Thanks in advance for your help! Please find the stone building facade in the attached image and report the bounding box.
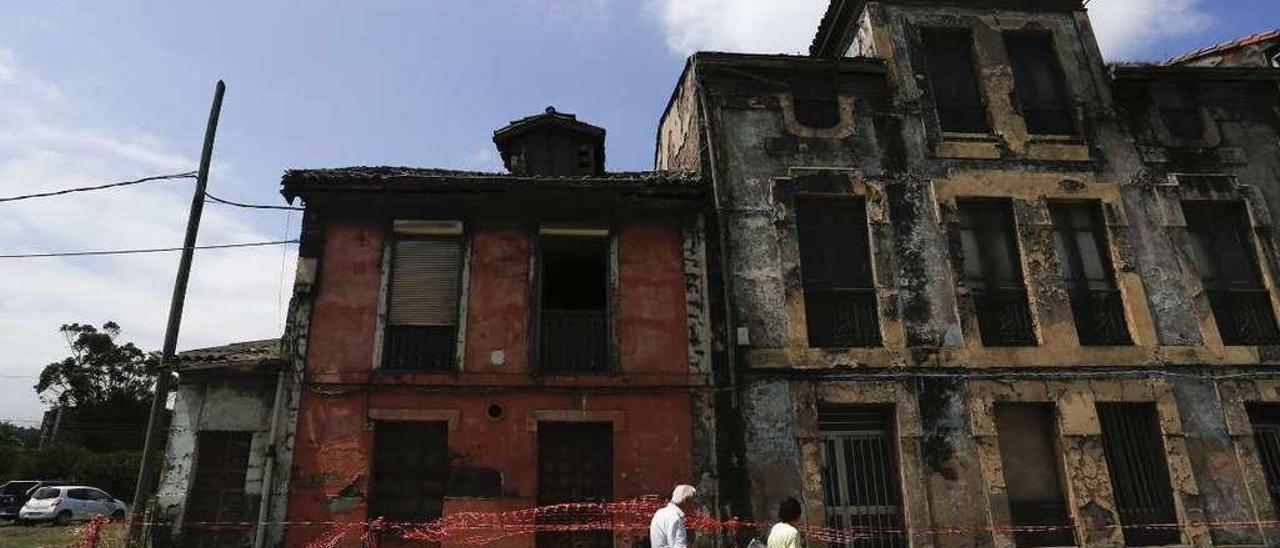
[658,1,1280,547]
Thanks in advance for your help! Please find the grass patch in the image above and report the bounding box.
[0,521,126,548]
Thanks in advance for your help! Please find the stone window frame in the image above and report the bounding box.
[1154,179,1280,350]
[777,93,858,139]
[934,173,1159,364]
[969,378,1208,548]
[888,9,1094,161]
[1215,379,1280,545]
[773,170,909,365]
[792,380,929,548]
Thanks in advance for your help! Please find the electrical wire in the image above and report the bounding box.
[0,240,299,259]
[0,171,197,203]
[205,191,304,211]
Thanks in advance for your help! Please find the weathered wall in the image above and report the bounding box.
[463,228,531,373]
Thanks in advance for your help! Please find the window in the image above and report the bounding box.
[539,227,610,373]
[995,404,1074,547]
[793,78,842,129]
[1152,83,1204,141]
[370,421,449,521]
[796,197,881,348]
[1248,405,1280,512]
[537,422,613,548]
[186,431,253,525]
[1049,202,1131,345]
[818,405,906,548]
[957,202,1036,346]
[1005,32,1075,135]
[920,28,990,133]
[1096,403,1180,546]
[383,220,464,371]
[1183,202,1280,345]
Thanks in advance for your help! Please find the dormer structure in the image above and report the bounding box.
[493,107,606,176]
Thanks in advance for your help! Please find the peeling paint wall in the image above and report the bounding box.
[657,0,1280,544]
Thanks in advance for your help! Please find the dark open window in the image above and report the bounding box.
[995,404,1075,547]
[818,405,906,548]
[1097,403,1180,546]
[793,78,842,129]
[920,28,990,133]
[1005,32,1075,135]
[1152,83,1205,141]
[539,229,609,373]
[1248,404,1280,512]
[537,422,613,548]
[796,197,881,348]
[1049,202,1131,345]
[957,201,1036,346]
[370,421,449,522]
[383,221,463,371]
[1183,202,1280,345]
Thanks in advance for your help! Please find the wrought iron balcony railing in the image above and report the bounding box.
[805,288,882,348]
[972,287,1037,347]
[383,325,457,372]
[540,309,608,373]
[1208,289,1280,346]
[1070,289,1132,346]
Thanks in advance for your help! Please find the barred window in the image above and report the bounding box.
[1049,202,1130,345]
[957,201,1036,346]
[1183,202,1280,345]
[796,197,880,348]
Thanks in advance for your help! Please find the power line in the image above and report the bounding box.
[0,171,197,203]
[205,191,304,211]
[0,239,299,259]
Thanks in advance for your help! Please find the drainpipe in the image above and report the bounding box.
[253,366,287,548]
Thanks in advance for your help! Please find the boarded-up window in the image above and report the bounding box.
[1183,202,1280,345]
[957,201,1036,346]
[369,421,449,522]
[1097,403,1180,546]
[537,422,613,548]
[796,197,880,348]
[995,404,1074,547]
[1049,202,1130,345]
[539,228,609,373]
[383,221,463,371]
[1005,32,1075,135]
[186,431,253,525]
[920,28,989,133]
[818,405,906,548]
[1248,404,1280,512]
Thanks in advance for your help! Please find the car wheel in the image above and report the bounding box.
[53,510,71,526]
[111,509,125,521]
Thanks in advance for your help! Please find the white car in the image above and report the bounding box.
[18,486,126,525]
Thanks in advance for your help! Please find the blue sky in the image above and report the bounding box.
[0,0,1271,425]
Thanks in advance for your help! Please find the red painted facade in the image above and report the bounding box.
[283,219,697,548]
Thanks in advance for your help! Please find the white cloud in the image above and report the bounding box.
[0,48,294,425]
[1087,0,1212,60]
[647,0,1212,60]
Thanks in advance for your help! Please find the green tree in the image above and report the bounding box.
[0,421,40,448]
[35,322,159,407]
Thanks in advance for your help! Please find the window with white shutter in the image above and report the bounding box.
[382,221,463,371]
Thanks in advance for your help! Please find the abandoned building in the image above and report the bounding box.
[152,0,1280,547]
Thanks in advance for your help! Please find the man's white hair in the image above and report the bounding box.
[671,484,697,505]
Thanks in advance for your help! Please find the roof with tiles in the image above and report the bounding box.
[174,339,283,371]
[280,166,704,199]
[1166,28,1280,66]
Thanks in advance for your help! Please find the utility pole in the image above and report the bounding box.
[129,80,225,545]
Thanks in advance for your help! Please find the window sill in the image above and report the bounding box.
[1026,139,1091,162]
[935,137,1002,160]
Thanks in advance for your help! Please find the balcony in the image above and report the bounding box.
[1208,289,1280,346]
[972,288,1037,347]
[805,289,881,348]
[540,309,608,373]
[1070,289,1132,346]
[383,325,456,372]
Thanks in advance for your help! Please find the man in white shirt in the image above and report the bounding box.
[649,484,697,548]
[767,497,803,548]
